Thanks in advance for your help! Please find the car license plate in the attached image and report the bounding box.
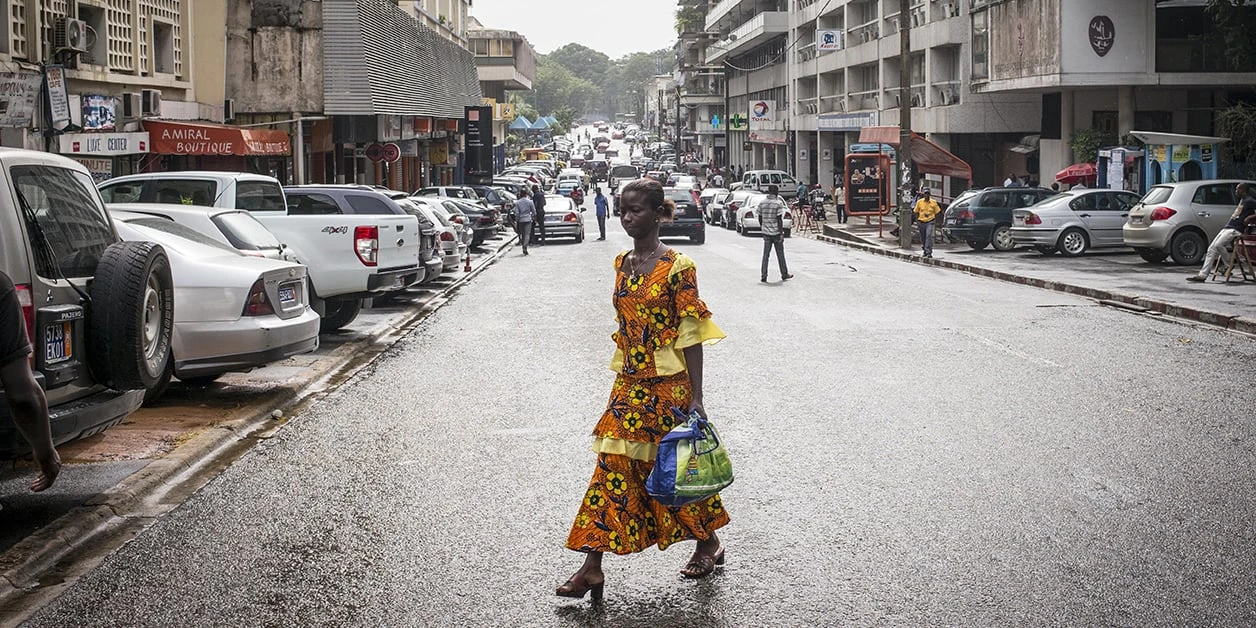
[45,322,72,364]
[278,285,297,305]
[945,219,956,226]
[1130,216,1143,225]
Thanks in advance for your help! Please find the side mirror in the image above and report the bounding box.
[580,207,587,212]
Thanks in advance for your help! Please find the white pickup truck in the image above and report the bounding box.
[97,172,421,331]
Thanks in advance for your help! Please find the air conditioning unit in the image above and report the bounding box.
[941,87,957,105]
[837,97,847,112]
[121,92,141,118]
[945,3,960,17]
[893,93,902,107]
[223,98,235,121]
[141,89,162,116]
[911,93,925,107]
[54,17,89,53]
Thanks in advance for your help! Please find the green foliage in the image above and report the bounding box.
[1070,128,1115,162]
[546,44,611,88]
[1207,0,1256,70]
[1217,102,1256,162]
[674,6,705,34]
[553,106,578,131]
[535,46,671,121]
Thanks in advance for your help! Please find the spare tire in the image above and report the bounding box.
[88,241,174,391]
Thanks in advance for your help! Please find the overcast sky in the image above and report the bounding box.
[469,0,678,59]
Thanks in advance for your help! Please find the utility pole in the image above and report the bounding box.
[898,0,914,248]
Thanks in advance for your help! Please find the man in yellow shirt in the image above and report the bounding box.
[913,188,943,258]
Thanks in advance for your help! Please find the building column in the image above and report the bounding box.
[1117,86,1135,139]
[1061,90,1075,164]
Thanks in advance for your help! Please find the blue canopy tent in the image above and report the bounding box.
[508,116,533,131]
[530,117,552,130]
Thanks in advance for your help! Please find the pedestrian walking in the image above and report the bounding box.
[711,172,724,188]
[1188,182,1256,282]
[593,187,608,240]
[913,187,943,258]
[758,185,793,282]
[513,193,535,255]
[557,178,729,599]
[532,185,547,245]
[0,271,60,492]
[834,183,847,223]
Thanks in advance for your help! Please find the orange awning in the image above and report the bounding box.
[144,120,291,156]
[858,126,972,182]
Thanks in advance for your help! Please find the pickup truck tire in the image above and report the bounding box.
[320,298,362,333]
[143,360,174,406]
[88,241,174,391]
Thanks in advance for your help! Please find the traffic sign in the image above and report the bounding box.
[382,142,400,163]
[365,143,385,162]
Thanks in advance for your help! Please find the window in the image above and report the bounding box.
[12,165,114,279]
[472,39,490,56]
[345,194,395,215]
[211,213,283,251]
[152,20,175,75]
[129,217,240,254]
[971,10,989,81]
[1192,184,1236,206]
[288,193,341,215]
[1114,193,1138,211]
[98,182,143,203]
[982,192,1009,208]
[236,181,286,211]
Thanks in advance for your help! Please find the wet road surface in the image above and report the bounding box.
[21,162,1256,625]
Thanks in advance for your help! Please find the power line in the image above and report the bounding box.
[719,0,839,73]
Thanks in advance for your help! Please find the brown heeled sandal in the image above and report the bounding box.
[556,575,605,600]
[680,546,725,579]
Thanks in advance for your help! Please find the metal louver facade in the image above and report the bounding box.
[323,0,482,118]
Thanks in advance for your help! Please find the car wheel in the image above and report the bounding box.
[178,373,222,387]
[966,239,990,250]
[1034,245,1057,255]
[320,298,362,333]
[1169,230,1206,265]
[142,359,175,406]
[471,232,486,248]
[1135,247,1169,264]
[991,225,1016,251]
[1056,228,1088,256]
[88,241,174,391]
[691,233,706,245]
[576,227,584,243]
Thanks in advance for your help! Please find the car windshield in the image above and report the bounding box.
[1139,186,1174,205]
[665,190,695,203]
[212,212,282,251]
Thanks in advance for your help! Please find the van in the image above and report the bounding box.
[740,170,802,199]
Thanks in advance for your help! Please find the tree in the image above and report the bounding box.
[1070,128,1114,163]
[533,57,597,118]
[1207,0,1256,70]
[674,5,705,34]
[545,44,611,89]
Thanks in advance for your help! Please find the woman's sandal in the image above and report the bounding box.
[556,574,605,600]
[680,546,725,579]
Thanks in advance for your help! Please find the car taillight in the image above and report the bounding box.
[242,278,274,317]
[452,215,465,224]
[728,202,740,210]
[783,211,792,220]
[440,231,455,241]
[14,284,34,345]
[957,209,975,220]
[1023,212,1042,225]
[744,210,753,219]
[563,212,579,222]
[1150,206,1176,221]
[354,225,378,267]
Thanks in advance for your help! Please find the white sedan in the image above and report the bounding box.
[402,197,468,271]
[737,193,795,237]
[106,202,286,259]
[111,211,320,403]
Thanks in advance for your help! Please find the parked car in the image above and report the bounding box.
[1010,189,1142,256]
[110,211,319,402]
[660,187,706,244]
[467,185,514,214]
[941,186,1058,251]
[720,190,758,229]
[284,186,443,289]
[416,186,488,208]
[102,203,287,260]
[402,198,468,271]
[437,197,502,247]
[0,150,163,456]
[540,195,586,242]
[701,189,730,224]
[739,170,802,199]
[737,193,795,237]
[1122,179,1256,265]
[98,173,422,332]
[668,174,700,190]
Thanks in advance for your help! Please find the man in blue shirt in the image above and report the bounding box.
[593,187,608,240]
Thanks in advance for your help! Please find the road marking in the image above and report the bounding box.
[956,329,1064,368]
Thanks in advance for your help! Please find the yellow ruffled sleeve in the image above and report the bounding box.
[651,253,724,375]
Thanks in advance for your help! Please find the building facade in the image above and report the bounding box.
[467,17,537,172]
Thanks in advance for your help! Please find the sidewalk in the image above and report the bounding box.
[792,210,1256,336]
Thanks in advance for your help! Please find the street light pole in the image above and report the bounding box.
[898,0,914,248]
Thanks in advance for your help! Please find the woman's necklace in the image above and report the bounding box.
[628,242,663,280]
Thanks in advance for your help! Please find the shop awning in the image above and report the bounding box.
[144,120,291,156]
[858,126,973,182]
[508,116,532,130]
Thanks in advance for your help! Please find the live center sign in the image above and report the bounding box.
[58,132,150,156]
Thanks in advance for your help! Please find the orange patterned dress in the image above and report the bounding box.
[565,249,729,555]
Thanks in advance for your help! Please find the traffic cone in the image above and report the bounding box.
[464,249,472,272]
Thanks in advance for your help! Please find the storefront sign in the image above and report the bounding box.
[44,66,72,129]
[0,71,43,128]
[81,95,117,131]
[1088,16,1114,57]
[1106,148,1125,190]
[818,111,878,132]
[845,153,890,215]
[464,105,493,178]
[816,29,844,51]
[398,140,419,158]
[1171,144,1191,162]
[430,142,449,165]
[749,100,774,129]
[414,118,433,133]
[749,130,787,145]
[378,115,403,142]
[1201,144,1214,163]
[59,131,150,156]
[71,157,114,183]
[145,120,290,156]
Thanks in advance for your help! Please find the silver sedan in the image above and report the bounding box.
[1011,189,1141,256]
[540,194,586,242]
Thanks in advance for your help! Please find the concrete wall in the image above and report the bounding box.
[191,0,228,109]
[1060,0,1152,76]
[226,0,324,114]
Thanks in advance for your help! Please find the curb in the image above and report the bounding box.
[0,233,518,624]
[813,232,1255,336]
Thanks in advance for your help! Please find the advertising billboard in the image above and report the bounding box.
[845,153,891,215]
[464,105,494,181]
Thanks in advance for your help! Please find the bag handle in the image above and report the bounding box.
[671,407,721,456]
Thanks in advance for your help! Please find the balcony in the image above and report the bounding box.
[933,80,962,106]
[847,18,880,47]
[705,0,750,32]
[706,11,790,64]
[883,85,928,109]
[679,84,725,107]
[848,89,880,111]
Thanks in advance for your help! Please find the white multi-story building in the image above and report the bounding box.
[682,0,1253,194]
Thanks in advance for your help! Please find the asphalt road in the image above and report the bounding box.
[21,169,1256,625]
